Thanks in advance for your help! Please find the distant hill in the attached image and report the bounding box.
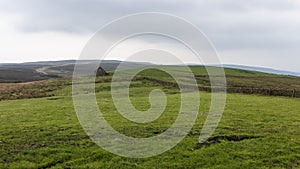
[0,60,153,83]
[222,64,300,77]
[1,60,299,83]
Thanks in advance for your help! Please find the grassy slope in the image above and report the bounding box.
[0,77,300,168]
[137,66,300,89]
[1,66,300,101]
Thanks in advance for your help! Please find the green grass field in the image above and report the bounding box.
[1,67,300,168]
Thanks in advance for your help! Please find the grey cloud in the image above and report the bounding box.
[1,0,300,71]
[2,0,193,33]
[1,0,300,48]
[3,0,298,33]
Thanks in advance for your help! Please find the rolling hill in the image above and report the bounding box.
[0,65,300,168]
[1,60,300,83]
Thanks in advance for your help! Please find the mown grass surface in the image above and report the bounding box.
[1,75,300,168]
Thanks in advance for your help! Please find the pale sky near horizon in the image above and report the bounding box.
[0,0,299,72]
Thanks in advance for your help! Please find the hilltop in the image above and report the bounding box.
[0,63,300,100]
[1,60,299,83]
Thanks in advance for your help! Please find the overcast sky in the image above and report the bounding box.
[0,0,299,72]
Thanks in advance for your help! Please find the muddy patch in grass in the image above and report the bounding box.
[195,135,261,149]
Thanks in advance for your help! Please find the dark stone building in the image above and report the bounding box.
[95,66,108,76]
